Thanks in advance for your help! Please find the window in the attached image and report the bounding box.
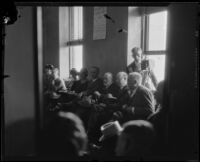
[59,7,83,79]
[143,10,168,83]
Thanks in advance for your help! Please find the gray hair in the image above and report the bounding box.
[104,72,113,80]
[131,47,142,54]
[117,71,128,80]
[128,72,142,85]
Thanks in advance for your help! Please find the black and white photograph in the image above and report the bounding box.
[1,1,199,161]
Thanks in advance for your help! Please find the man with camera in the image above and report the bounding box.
[127,47,158,92]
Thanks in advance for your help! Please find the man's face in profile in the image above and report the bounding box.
[103,74,112,87]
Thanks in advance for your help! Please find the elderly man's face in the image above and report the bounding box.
[132,50,142,63]
[103,74,112,87]
[116,74,127,88]
[128,76,139,91]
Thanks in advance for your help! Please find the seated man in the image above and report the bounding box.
[114,72,155,123]
[44,68,66,111]
[87,72,129,144]
[43,64,54,94]
[115,120,156,159]
[64,68,79,91]
[93,72,120,104]
[66,66,104,128]
[59,68,89,104]
[51,68,66,93]
[71,67,89,94]
[84,66,104,97]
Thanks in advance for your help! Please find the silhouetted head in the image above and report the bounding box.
[79,68,88,80]
[115,120,155,157]
[70,68,78,79]
[42,112,88,158]
[90,66,100,80]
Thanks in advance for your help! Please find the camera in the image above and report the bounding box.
[141,59,150,70]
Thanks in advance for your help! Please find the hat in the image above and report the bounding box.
[99,121,122,142]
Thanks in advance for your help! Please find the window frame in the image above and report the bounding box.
[141,10,168,83]
[142,10,167,55]
[67,6,83,71]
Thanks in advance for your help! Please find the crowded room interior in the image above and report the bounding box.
[2,2,199,161]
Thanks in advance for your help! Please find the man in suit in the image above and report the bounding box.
[84,66,104,97]
[74,66,104,129]
[115,72,155,123]
[87,72,129,144]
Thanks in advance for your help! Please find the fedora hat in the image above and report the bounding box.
[99,121,122,142]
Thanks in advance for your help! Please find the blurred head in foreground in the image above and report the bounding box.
[115,120,155,157]
[42,112,88,158]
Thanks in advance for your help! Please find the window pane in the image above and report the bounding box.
[148,11,167,51]
[146,55,166,83]
[72,7,83,40]
[60,47,70,79]
[70,45,83,72]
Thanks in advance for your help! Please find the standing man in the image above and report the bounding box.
[127,47,158,91]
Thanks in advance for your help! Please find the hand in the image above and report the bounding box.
[124,106,135,114]
[122,104,128,110]
[94,91,101,97]
[107,93,115,99]
[77,92,83,98]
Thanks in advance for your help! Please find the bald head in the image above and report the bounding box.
[128,72,142,90]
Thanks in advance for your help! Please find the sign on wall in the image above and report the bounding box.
[93,7,107,40]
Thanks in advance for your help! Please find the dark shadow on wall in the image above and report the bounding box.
[5,119,36,158]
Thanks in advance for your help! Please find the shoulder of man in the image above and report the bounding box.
[137,85,153,95]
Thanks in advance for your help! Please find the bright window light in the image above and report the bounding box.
[147,55,166,83]
[72,7,83,40]
[148,11,167,51]
[70,45,83,72]
[59,47,69,79]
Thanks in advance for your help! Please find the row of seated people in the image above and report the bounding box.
[44,65,162,141]
[41,67,167,159]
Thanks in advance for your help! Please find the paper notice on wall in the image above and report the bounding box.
[93,7,107,40]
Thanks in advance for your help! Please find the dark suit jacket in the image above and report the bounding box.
[71,80,89,93]
[106,85,129,112]
[86,78,104,96]
[127,61,141,74]
[125,85,155,120]
[98,83,120,102]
